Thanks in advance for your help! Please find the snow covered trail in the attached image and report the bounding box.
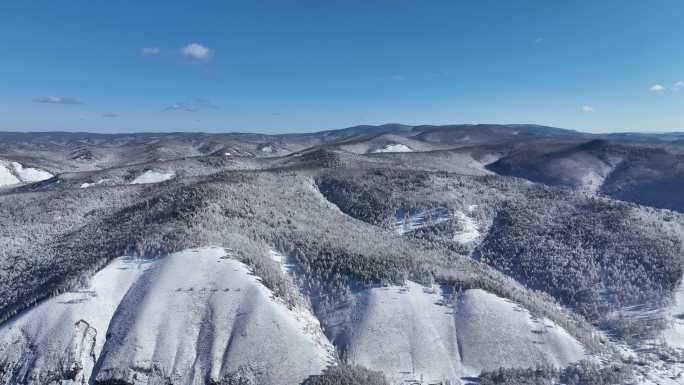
[0,247,333,385]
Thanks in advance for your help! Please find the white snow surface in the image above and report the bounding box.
[0,247,333,385]
[10,162,53,183]
[372,143,413,153]
[453,211,481,243]
[0,165,20,186]
[662,281,684,350]
[80,179,107,188]
[129,170,175,184]
[393,208,481,244]
[344,284,585,384]
[0,161,53,187]
[455,289,586,372]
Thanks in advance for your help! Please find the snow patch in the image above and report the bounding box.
[0,165,21,186]
[662,281,684,350]
[130,170,175,184]
[80,179,107,188]
[0,161,53,187]
[453,211,480,244]
[372,143,413,153]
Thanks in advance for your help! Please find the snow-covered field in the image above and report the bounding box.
[0,161,53,187]
[344,284,585,384]
[129,170,175,184]
[0,247,333,385]
[372,143,413,153]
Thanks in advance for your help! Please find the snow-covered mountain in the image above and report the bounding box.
[1,125,684,384]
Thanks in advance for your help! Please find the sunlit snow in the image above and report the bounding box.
[372,143,413,153]
[0,247,333,385]
[130,170,175,184]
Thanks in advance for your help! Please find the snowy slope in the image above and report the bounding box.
[0,161,53,187]
[0,247,333,385]
[346,282,462,384]
[0,165,20,186]
[340,284,585,384]
[455,289,586,372]
[0,257,152,385]
[372,144,413,153]
[129,170,175,184]
[662,281,684,350]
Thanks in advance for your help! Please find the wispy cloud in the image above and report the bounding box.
[33,96,83,105]
[534,37,544,44]
[142,47,160,55]
[674,81,684,91]
[164,98,217,112]
[102,113,118,118]
[181,43,212,61]
[581,105,594,112]
[650,84,666,92]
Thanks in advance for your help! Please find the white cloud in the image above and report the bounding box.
[142,47,160,55]
[650,84,666,92]
[181,43,212,61]
[102,113,118,118]
[581,105,594,112]
[534,37,544,44]
[674,81,684,91]
[164,98,217,112]
[33,96,83,104]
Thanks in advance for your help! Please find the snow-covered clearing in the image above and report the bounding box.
[393,208,481,244]
[0,247,333,385]
[393,208,452,234]
[372,143,413,153]
[129,170,175,184]
[0,161,53,187]
[453,210,481,243]
[269,249,299,276]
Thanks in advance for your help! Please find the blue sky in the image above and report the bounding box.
[1,1,683,134]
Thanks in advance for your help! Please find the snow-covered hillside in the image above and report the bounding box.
[0,247,333,385]
[342,284,585,384]
[0,161,53,187]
